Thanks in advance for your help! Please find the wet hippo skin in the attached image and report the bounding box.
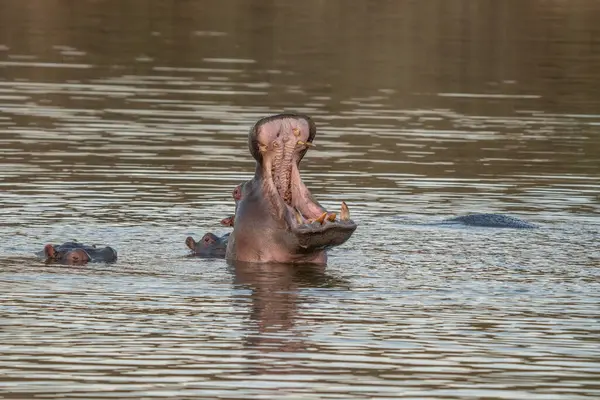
[439,213,538,229]
[225,114,357,264]
[219,184,243,227]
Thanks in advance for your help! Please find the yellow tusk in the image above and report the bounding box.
[315,212,327,224]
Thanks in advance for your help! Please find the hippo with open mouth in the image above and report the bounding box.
[40,241,118,264]
[225,113,357,264]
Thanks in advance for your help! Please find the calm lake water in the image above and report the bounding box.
[1,1,599,398]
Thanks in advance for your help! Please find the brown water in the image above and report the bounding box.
[1,1,600,399]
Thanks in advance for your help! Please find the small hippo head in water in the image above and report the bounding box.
[186,233,229,258]
[41,241,118,265]
[226,113,357,264]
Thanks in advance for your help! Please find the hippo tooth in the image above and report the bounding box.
[315,212,328,225]
[326,213,336,222]
[341,201,350,221]
[297,140,315,147]
[294,208,304,224]
[293,128,300,137]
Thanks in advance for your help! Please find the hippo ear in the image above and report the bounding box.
[185,236,197,251]
[232,185,242,201]
[44,244,56,259]
[220,215,235,227]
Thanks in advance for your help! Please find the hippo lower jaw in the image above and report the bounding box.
[262,158,357,252]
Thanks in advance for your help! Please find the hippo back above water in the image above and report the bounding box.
[439,213,538,229]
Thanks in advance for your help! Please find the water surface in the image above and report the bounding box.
[1,1,599,398]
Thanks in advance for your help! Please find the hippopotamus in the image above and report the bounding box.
[437,213,538,229]
[226,113,357,264]
[185,233,229,257]
[39,241,118,264]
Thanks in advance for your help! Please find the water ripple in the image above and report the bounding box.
[1,0,600,398]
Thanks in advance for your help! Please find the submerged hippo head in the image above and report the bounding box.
[186,233,229,258]
[226,113,357,264]
[42,241,117,265]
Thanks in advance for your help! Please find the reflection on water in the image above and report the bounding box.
[1,0,599,398]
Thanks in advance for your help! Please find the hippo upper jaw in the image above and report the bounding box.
[227,114,357,264]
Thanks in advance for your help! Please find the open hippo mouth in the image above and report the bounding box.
[249,114,357,252]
